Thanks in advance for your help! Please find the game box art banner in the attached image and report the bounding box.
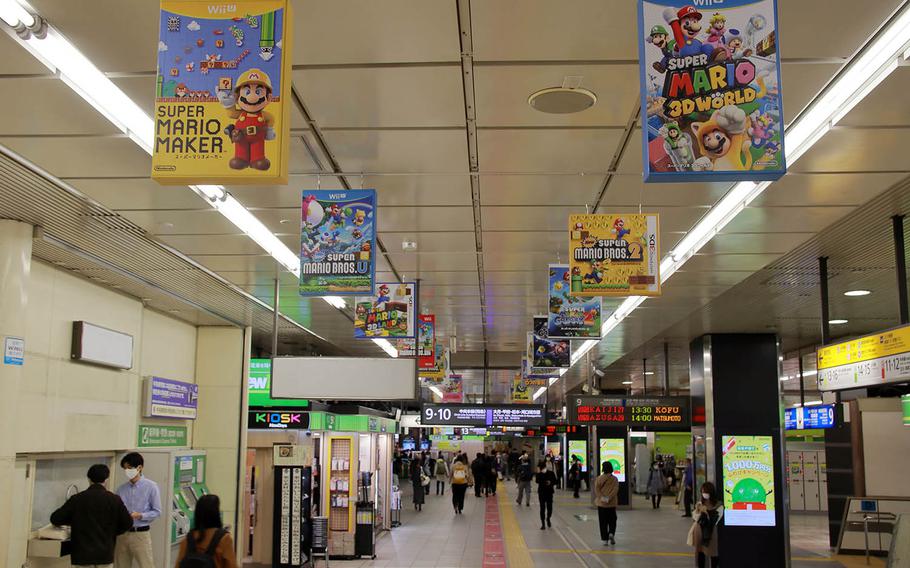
[417,314,436,370]
[638,0,785,182]
[569,214,660,297]
[722,435,776,526]
[299,189,376,296]
[548,264,603,339]
[153,1,292,185]
[354,282,416,339]
[529,316,571,369]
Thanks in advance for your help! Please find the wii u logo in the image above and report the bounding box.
[693,0,724,5]
[208,4,237,14]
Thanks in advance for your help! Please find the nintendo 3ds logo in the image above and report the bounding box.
[250,412,306,429]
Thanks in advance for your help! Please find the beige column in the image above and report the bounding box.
[0,220,33,563]
[193,325,250,538]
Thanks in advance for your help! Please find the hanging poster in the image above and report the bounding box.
[152,1,292,185]
[548,264,603,338]
[417,315,436,370]
[441,374,464,403]
[638,0,785,182]
[421,344,448,381]
[396,338,416,358]
[522,356,554,387]
[299,189,376,296]
[721,435,776,526]
[568,213,660,297]
[511,373,532,403]
[353,282,416,339]
[529,316,571,369]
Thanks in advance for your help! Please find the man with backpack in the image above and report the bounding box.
[434,453,449,495]
[516,453,533,507]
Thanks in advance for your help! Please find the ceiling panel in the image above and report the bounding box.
[698,232,816,255]
[377,206,474,232]
[723,206,856,234]
[0,79,119,135]
[479,129,622,173]
[379,231,476,253]
[751,172,906,207]
[294,67,465,128]
[412,271,479,286]
[838,67,910,127]
[778,0,904,59]
[384,251,477,272]
[603,176,730,208]
[482,230,567,254]
[0,136,151,178]
[779,63,841,125]
[480,174,599,206]
[67,178,205,211]
[324,130,469,172]
[0,32,50,75]
[791,128,910,173]
[481,205,705,233]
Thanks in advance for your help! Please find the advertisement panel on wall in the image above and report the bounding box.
[299,189,376,296]
[143,376,198,419]
[529,317,571,368]
[569,214,660,297]
[547,264,603,338]
[417,315,436,370]
[152,1,293,185]
[721,435,776,526]
[598,438,626,482]
[568,440,588,473]
[817,325,910,390]
[637,0,785,182]
[353,282,416,338]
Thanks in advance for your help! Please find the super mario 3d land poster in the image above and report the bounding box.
[152,1,292,185]
[299,189,376,296]
[638,0,785,182]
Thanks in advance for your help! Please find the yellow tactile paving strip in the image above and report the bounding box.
[497,482,535,568]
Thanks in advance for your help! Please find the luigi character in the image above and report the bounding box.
[646,24,674,73]
[217,68,276,171]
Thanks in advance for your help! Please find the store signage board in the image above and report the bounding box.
[248,358,308,408]
[248,411,310,430]
[299,189,376,296]
[721,435,776,526]
[152,1,292,185]
[3,336,24,366]
[568,214,660,297]
[353,282,416,339]
[637,0,785,182]
[817,325,910,390]
[138,424,188,448]
[568,395,690,428]
[421,404,547,427]
[784,405,836,431]
[144,376,198,419]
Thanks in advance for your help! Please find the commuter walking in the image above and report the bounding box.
[471,454,485,498]
[569,455,582,498]
[648,461,666,509]
[486,454,498,496]
[690,482,723,568]
[115,452,161,568]
[450,455,472,514]
[410,455,426,511]
[435,453,449,496]
[173,494,238,568]
[594,461,619,546]
[535,460,557,529]
[682,458,695,517]
[50,464,133,567]
[515,453,532,507]
[554,454,564,489]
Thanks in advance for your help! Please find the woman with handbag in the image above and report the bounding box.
[410,455,426,511]
[688,481,723,567]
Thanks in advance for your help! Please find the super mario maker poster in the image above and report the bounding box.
[638,0,785,182]
[152,1,292,185]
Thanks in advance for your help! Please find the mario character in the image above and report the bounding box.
[353,209,366,226]
[376,284,391,305]
[174,83,189,98]
[705,13,727,50]
[327,203,346,228]
[218,68,276,171]
[690,105,753,171]
[646,25,674,73]
[613,218,630,240]
[660,121,695,171]
[663,5,717,59]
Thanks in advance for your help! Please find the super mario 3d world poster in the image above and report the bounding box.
[638,0,785,182]
[152,1,292,185]
[299,189,376,296]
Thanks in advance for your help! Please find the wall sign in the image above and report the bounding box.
[420,403,546,427]
[784,404,836,430]
[248,411,310,430]
[144,376,198,419]
[547,264,602,339]
[152,1,293,185]
[568,214,660,297]
[721,435,776,526]
[3,336,24,366]
[138,424,188,448]
[568,395,690,428]
[354,282,416,339]
[638,0,785,182]
[817,325,910,391]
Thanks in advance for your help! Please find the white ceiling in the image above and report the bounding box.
[2,0,910,387]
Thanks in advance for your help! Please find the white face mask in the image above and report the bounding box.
[702,492,711,500]
[124,468,140,480]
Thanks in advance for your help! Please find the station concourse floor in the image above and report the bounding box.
[250,480,886,568]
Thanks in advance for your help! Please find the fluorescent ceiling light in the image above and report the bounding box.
[428,385,443,399]
[844,290,871,297]
[321,296,347,309]
[532,387,547,401]
[372,337,398,358]
[643,371,654,375]
[0,0,34,27]
[622,380,633,385]
[829,319,849,325]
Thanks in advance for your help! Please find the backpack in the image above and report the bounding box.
[436,458,446,475]
[179,529,225,568]
[453,468,467,482]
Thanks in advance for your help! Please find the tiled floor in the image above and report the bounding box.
[246,478,886,567]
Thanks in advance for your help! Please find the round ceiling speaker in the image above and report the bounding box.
[528,87,597,114]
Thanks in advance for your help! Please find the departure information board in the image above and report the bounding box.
[421,403,546,427]
[784,404,836,430]
[568,396,689,428]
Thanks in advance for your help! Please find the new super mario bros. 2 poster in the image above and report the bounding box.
[638,0,785,182]
[152,1,292,185]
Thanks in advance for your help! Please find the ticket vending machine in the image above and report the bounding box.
[139,449,209,568]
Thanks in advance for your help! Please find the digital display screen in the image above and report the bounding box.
[598,438,626,482]
[568,440,588,473]
[784,405,836,430]
[722,435,776,527]
[568,396,689,427]
[401,437,416,451]
[421,403,546,427]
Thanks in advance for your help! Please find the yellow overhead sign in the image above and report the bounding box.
[817,325,910,370]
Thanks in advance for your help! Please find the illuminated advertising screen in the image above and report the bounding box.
[598,438,626,482]
[903,394,910,427]
[721,435,776,527]
[568,395,689,427]
[568,440,588,473]
[420,403,546,427]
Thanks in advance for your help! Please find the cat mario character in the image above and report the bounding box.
[217,68,276,171]
[376,284,391,305]
[690,105,753,172]
[612,218,630,240]
[646,25,674,73]
[662,5,718,60]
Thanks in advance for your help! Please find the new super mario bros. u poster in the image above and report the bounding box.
[152,1,292,185]
[638,0,785,182]
[299,190,376,296]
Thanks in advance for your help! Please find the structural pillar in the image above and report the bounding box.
[689,334,789,567]
[0,220,33,564]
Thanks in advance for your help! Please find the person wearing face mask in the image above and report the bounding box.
[647,461,666,509]
[115,452,161,568]
[688,481,723,567]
